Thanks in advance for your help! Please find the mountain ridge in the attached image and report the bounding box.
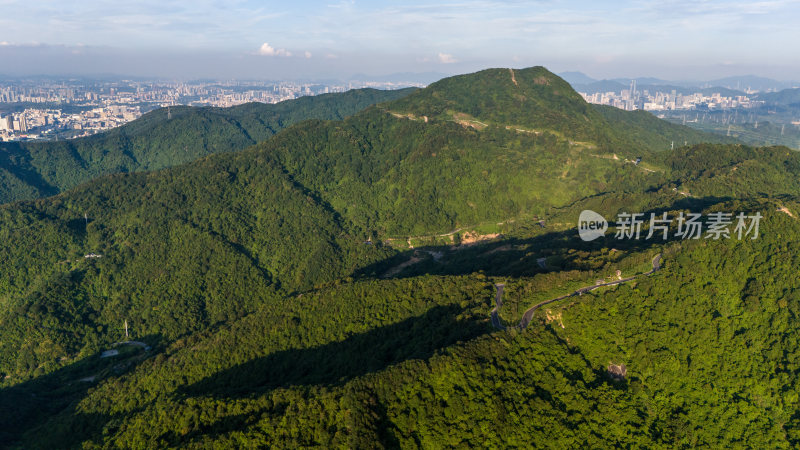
[0,87,417,204]
[3,65,797,448]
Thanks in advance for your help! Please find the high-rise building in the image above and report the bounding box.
[625,80,637,111]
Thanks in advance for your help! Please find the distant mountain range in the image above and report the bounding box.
[559,71,800,94]
[755,88,800,106]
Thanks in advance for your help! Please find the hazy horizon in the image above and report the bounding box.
[0,63,798,86]
[2,0,799,81]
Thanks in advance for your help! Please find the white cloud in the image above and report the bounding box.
[258,42,275,55]
[324,53,338,59]
[304,50,312,58]
[258,42,291,57]
[437,52,457,64]
[0,41,48,48]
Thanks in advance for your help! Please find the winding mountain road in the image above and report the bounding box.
[492,254,662,330]
[490,283,506,330]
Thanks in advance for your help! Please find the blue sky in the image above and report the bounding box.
[1,0,799,79]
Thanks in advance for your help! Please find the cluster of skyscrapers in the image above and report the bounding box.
[0,77,424,141]
[579,80,763,112]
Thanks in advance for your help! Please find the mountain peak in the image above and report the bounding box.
[383,66,608,143]
[558,71,597,85]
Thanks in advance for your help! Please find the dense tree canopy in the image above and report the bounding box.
[0,87,416,203]
[1,67,796,448]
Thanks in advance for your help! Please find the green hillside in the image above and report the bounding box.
[0,148,402,385]
[258,107,647,235]
[254,67,733,235]
[756,87,800,106]
[593,104,737,151]
[5,194,800,448]
[0,87,416,204]
[2,67,797,448]
[385,67,729,154]
[670,119,800,149]
[387,67,622,147]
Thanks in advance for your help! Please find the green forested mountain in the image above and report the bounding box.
[0,87,416,204]
[0,149,397,382]
[6,193,800,448]
[385,67,731,153]
[386,67,610,142]
[662,143,800,196]
[593,104,738,151]
[254,67,732,235]
[756,87,800,106]
[1,67,797,448]
[671,118,800,150]
[256,108,635,235]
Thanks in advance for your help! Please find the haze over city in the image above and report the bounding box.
[2,0,799,80]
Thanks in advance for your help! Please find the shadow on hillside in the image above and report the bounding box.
[353,195,734,280]
[181,303,487,400]
[0,143,60,198]
[0,334,163,448]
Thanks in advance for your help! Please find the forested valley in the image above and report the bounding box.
[2,67,799,448]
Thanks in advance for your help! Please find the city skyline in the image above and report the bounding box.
[1,0,800,80]
[2,71,788,143]
[0,77,425,141]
